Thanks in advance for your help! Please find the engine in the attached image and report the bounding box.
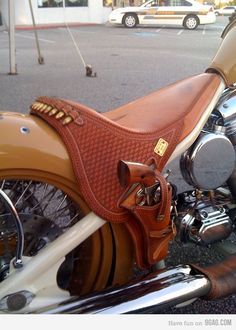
[178,88,236,246]
[177,190,234,245]
[180,88,236,191]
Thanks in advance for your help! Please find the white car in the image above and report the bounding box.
[109,0,216,30]
[214,6,236,16]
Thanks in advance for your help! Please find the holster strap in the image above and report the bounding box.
[119,169,175,267]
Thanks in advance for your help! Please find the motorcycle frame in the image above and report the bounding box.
[0,212,105,312]
[0,80,225,313]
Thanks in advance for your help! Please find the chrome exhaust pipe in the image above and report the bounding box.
[35,265,211,314]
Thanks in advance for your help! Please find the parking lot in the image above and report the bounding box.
[0,16,236,314]
[0,17,228,114]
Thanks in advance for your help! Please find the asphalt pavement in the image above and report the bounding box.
[0,16,236,315]
[0,17,227,114]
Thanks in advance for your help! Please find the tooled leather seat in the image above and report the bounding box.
[30,73,223,223]
[104,73,223,142]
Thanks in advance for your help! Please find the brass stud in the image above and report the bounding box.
[156,215,164,221]
[49,108,58,116]
[62,116,73,125]
[55,111,65,119]
[44,106,53,114]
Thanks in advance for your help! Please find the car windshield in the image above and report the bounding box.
[140,0,158,7]
[140,0,193,7]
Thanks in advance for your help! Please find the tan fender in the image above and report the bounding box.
[0,111,83,203]
[207,21,236,86]
[0,111,134,287]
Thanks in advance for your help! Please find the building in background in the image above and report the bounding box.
[0,0,112,27]
[0,0,233,28]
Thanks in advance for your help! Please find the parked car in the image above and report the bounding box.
[108,0,216,30]
[215,6,236,16]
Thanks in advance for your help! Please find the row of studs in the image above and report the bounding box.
[31,101,73,125]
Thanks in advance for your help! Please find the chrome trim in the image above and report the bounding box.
[215,88,236,144]
[179,204,232,245]
[34,265,211,314]
[0,189,24,269]
[20,127,30,135]
[180,132,235,190]
[0,290,35,312]
[216,88,236,122]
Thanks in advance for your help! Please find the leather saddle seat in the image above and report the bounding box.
[31,73,223,222]
[104,73,222,143]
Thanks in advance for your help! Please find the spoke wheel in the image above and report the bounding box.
[0,179,114,295]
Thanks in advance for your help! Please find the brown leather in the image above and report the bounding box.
[105,73,222,142]
[30,96,182,223]
[29,74,221,267]
[119,169,175,267]
[192,254,236,300]
[29,73,221,224]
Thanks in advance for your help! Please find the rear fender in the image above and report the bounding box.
[0,111,83,203]
[0,111,134,286]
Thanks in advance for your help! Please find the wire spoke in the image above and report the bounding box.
[0,180,6,190]
[15,180,33,207]
[30,186,58,213]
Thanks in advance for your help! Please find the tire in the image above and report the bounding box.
[123,13,138,28]
[215,11,219,16]
[183,15,199,30]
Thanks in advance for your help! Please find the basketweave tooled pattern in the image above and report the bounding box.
[30,96,183,223]
[74,121,174,212]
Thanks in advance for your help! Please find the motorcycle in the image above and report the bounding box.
[0,18,236,315]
